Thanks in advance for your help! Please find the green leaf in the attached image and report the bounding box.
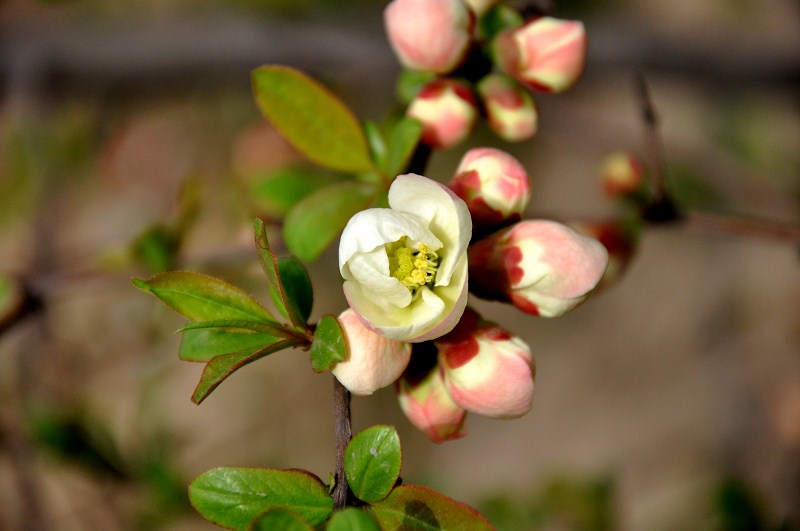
[283,181,375,262]
[369,485,495,530]
[345,425,402,503]
[326,508,381,531]
[189,467,333,530]
[309,315,347,373]
[364,121,387,173]
[479,4,523,41]
[178,319,295,338]
[249,508,314,531]
[133,272,274,323]
[278,257,313,324]
[253,219,307,329]
[396,70,437,104]
[252,66,373,173]
[178,328,280,362]
[248,166,342,219]
[386,117,423,177]
[192,339,302,404]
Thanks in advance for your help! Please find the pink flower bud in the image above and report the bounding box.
[384,0,473,73]
[396,348,467,443]
[407,78,478,149]
[332,309,412,396]
[448,147,530,231]
[494,17,586,93]
[477,73,538,142]
[437,308,534,418]
[468,220,608,316]
[568,219,637,291]
[599,151,644,198]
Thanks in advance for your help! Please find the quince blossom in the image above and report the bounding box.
[339,174,471,342]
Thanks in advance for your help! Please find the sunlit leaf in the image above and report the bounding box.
[192,339,302,404]
[326,508,381,531]
[248,166,343,220]
[309,315,347,373]
[252,66,373,173]
[248,507,314,531]
[369,485,495,530]
[278,257,313,324]
[283,181,375,262]
[189,467,333,530]
[133,272,274,323]
[345,425,402,503]
[386,117,423,177]
[254,218,292,322]
[364,121,387,175]
[178,328,280,362]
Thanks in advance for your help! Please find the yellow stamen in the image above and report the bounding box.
[389,240,439,291]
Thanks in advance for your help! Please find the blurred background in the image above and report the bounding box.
[0,0,798,529]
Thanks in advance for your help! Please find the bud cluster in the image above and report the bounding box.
[385,0,587,148]
[335,149,609,442]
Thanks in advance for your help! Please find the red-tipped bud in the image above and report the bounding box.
[468,220,608,316]
[449,147,530,231]
[599,151,644,198]
[494,17,586,93]
[407,78,478,149]
[397,349,467,443]
[477,73,538,142]
[332,309,412,396]
[384,0,473,74]
[568,219,638,291]
[437,308,534,418]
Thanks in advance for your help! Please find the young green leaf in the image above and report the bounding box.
[309,315,347,373]
[364,121,388,175]
[345,425,402,504]
[386,117,423,177]
[249,508,314,531]
[132,272,274,323]
[252,66,373,173]
[178,319,295,338]
[248,166,343,219]
[179,328,280,362]
[254,218,293,323]
[283,181,375,262]
[189,467,333,530]
[277,257,313,324]
[326,508,381,531]
[192,339,303,404]
[368,485,495,530]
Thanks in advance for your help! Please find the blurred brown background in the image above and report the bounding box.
[0,0,798,529]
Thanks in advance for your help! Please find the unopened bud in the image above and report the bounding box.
[396,345,467,443]
[407,78,478,149]
[384,0,473,73]
[477,73,538,142]
[332,309,412,396]
[568,219,638,291]
[437,308,534,418]
[600,151,644,198]
[494,17,586,93]
[449,147,530,232]
[469,220,608,316]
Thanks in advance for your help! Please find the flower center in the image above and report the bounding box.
[389,239,439,291]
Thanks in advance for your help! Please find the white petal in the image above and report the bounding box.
[388,174,471,286]
[344,247,411,308]
[339,207,442,274]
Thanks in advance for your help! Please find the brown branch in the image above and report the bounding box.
[332,376,352,510]
[684,211,800,244]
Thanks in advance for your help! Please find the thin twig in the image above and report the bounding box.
[684,211,800,243]
[332,376,352,510]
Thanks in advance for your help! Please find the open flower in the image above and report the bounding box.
[339,174,472,342]
[332,308,412,396]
